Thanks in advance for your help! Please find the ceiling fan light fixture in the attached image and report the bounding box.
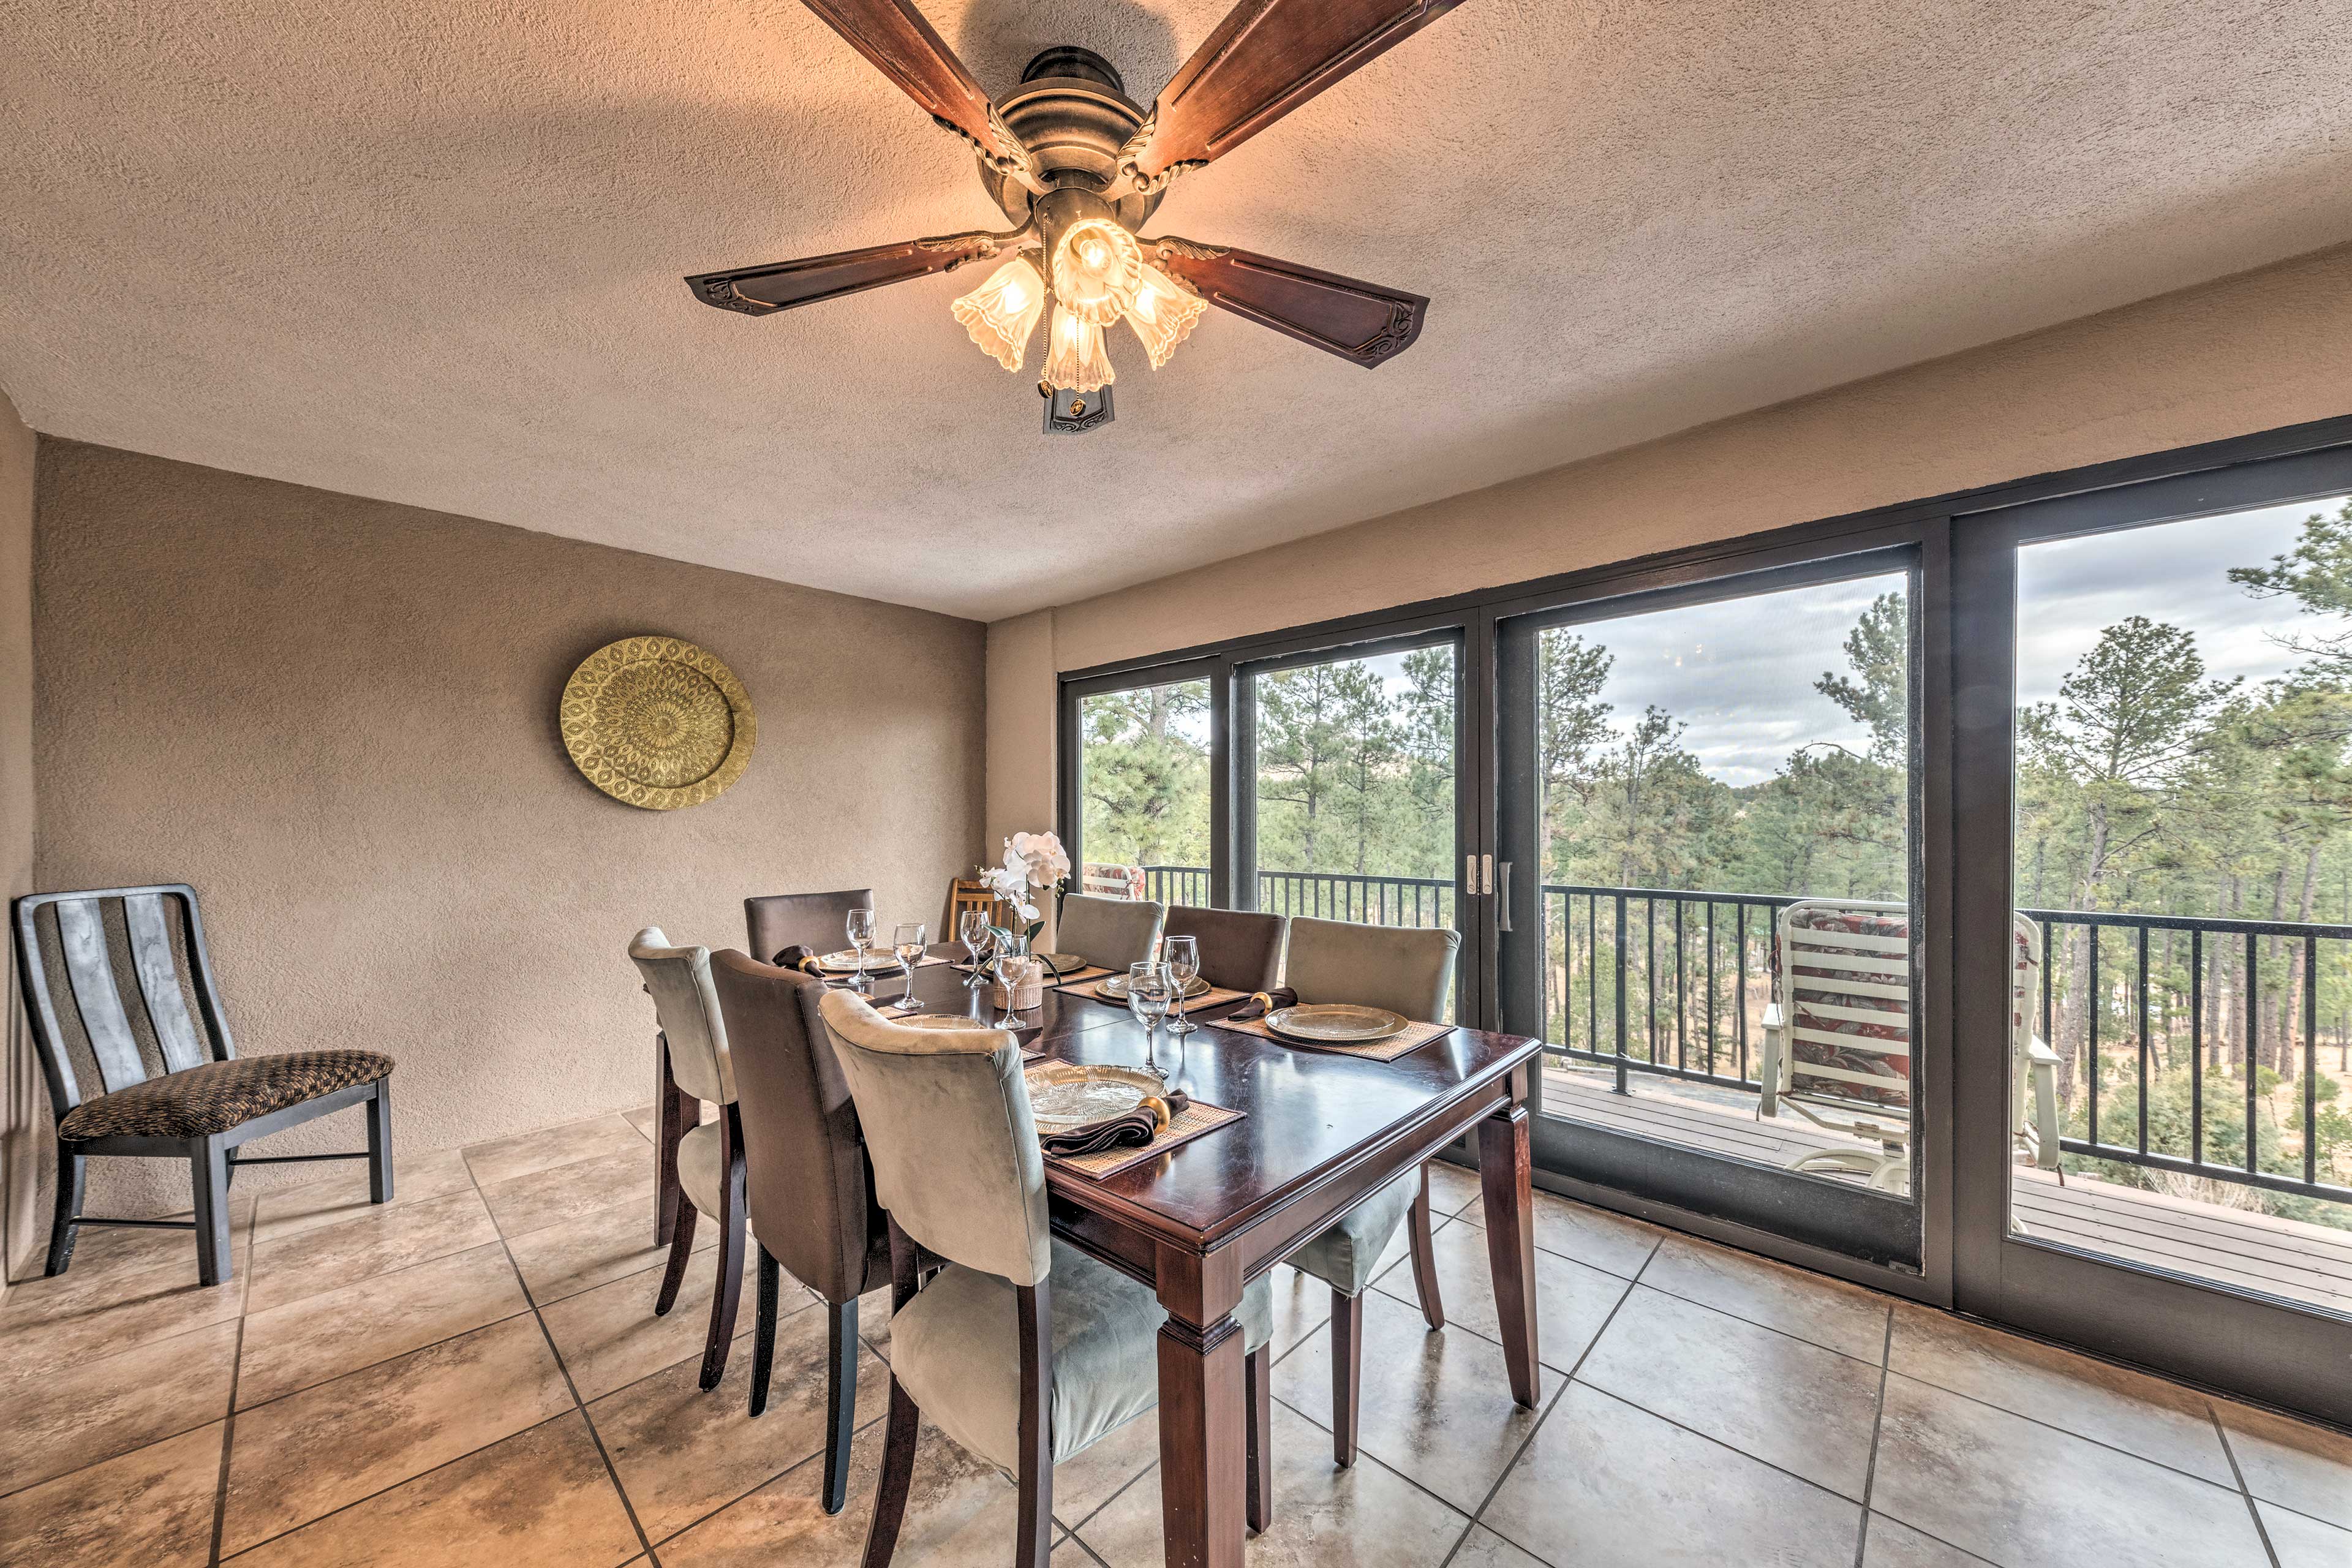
[1050,217,1144,327]
[1043,302,1115,393]
[950,255,1046,370]
[1124,262,1206,369]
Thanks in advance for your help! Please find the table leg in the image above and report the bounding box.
[1155,1245,1246,1568]
[1479,1090,1540,1408]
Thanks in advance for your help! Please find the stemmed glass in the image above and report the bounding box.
[1163,935,1200,1036]
[845,907,877,992]
[993,943,1029,1028]
[891,922,927,1012]
[1126,960,1177,1086]
[958,910,992,987]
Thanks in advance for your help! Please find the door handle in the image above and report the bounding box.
[1498,860,1512,931]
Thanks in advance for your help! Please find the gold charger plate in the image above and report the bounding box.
[899,1013,995,1031]
[1263,1003,1408,1044]
[815,950,903,974]
[1093,973,1212,1000]
[1023,1063,1161,1133]
[559,636,755,811]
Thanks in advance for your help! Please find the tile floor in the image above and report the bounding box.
[4,1110,2348,1567]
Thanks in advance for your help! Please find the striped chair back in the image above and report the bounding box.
[1773,899,1912,1115]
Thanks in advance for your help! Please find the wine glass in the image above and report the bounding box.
[891,922,927,1011]
[993,944,1028,1028]
[1163,935,1200,1036]
[845,907,877,991]
[958,909,992,986]
[1126,960,1176,1086]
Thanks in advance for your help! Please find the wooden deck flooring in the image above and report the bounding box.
[1541,1057,2352,1315]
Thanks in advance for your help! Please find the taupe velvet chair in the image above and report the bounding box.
[1051,892,1164,971]
[709,948,892,1515]
[744,888,876,967]
[1163,905,1286,992]
[630,929,745,1392]
[1282,916,1462,1465]
[818,989,1280,1565]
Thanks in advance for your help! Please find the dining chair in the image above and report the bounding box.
[630,929,747,1392]
[945,877,1010,935]
[1163,905,1286,992]
[12,884,396,1286]
[1051,892,1164,970]
[744,888,877,967]
[709,948,892,1515]
[1280,915,1461,1466]
[818,989,1281,1564]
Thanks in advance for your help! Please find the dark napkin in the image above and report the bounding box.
[1039,1090,1190,1158]
[774,944,823,974]
[778,944,902,977]
[1227,987,1298,1022]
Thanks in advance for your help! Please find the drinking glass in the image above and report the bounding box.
[1126,960,1176,1086]
[1163,935,1200,1036]
[891,922,927,1011]
[958,910,992,986]
[993,946,1029,1028]
[845,907,877,991]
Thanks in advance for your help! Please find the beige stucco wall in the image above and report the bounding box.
[992,243,2352,832]
[28,441,986,1229]
[0,390,34,1288]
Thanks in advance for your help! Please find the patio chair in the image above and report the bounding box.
[2011,916,2064,1172]
[1758,899,1914,1192]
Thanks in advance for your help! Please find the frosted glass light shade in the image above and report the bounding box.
[950,255,1046,371]
[1050,218,1143,327]
[1042,303,1116,393]
[1123,263,1207,370]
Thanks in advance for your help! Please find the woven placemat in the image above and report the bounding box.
[1216,1014,1454,1063]
[1062,979,1253,1012]
[1046,1099,1246,1179]
[1039,964,1121,991]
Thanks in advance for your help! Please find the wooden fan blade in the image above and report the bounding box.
[799,0,1044,191]
[1122,0,1470,186]
[1146,238,1427,368]
[686,231,1015,316]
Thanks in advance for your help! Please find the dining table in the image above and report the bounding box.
[852,949,1546,1568]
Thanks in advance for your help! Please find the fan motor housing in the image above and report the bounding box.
[981,47,1161,231]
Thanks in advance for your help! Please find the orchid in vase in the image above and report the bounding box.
[978,830,1071,956]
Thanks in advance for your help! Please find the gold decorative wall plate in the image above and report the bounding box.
[560,637,755,810]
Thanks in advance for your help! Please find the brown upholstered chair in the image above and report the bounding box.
[744,888,876,967]
[1051,892,1164,970]
[1164,905,1286,992]
[709,948,892,1516]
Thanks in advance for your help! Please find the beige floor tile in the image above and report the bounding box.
[1423,1159,1484,1216]
[0,1249,245,1382]
[2217,1398,2352,1531]
[246,1186,499,1313]
[1577,1283,1883,1498]
[464,1113,648,1188]
[1373,1214,1629,1373]
[1527,1191,1664,1279]
[623,1104,662,1139]
[249,1147,475,1246]
[2261,1502,2352,1568]
[540,1246,772,1401]
[0,1422,224,1567]
[0,1316,237,1493]
[855,1281,897,1362]
[1446,1526,1548,1568]
[593,1296,890,1544]
[1273,1287,1553,1513]
[1482,1381,1861,1567]
[507,1193,716,1306]
[1052,1409,1160,1531]
[1871,1373,2269,1568]
[480,1145,655,1240]
[229,1412,641,1568]
[1864,1515,1997,1566]
[1888,1303,2230,1482]
[1077,1402,1469,1568]
[237,1241,530,1407]
[221,1314,573,1553]
[1264,1263,1335,1360]
[1638,1234,1891,1362]
[658,1420,1018,1568]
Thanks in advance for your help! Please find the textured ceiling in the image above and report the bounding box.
[4,2,2351,621]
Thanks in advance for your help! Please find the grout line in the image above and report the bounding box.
[646,1406,891,1551]
[2209,1408,2285,1568]
[1882,1364,2262,1493]
[1852,1307,1895,1568]
[207,1204,255,1567]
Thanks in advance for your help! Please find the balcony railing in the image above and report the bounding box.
[1126,865,2352,1207]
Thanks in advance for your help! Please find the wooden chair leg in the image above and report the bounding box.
[654,1201,699,1316]
[698,1114,747,1390]
[822,1298,859,1515]
[653,1041,685,1247]
[748,1246,780,1419]
[190,1136,232,1287]
[1407,1163,1444,1330]
[1330,1286,1363,1468]
[45,1148,85,1276]
[1245,1342,1274,1534]
[860,1375,922,1568]
[1013,1280,1053,1568]
[365,1077,395,1204]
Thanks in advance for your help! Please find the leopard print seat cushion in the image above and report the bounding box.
[58,1050,394,1142]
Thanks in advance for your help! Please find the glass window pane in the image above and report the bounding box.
[1075,679,1212,905]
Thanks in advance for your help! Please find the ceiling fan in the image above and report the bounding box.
[686,1,1470,432]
